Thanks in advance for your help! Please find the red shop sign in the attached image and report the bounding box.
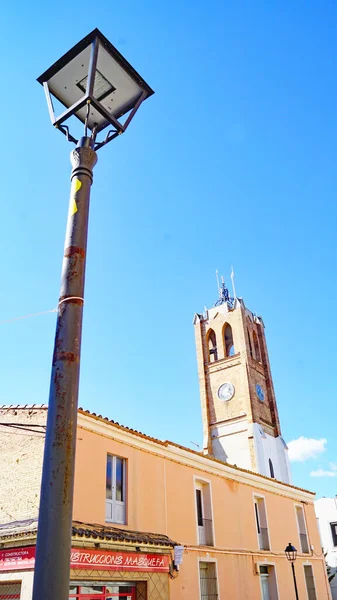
[0,546,170,574]
[0,547,36,571]
[70,548,170,572]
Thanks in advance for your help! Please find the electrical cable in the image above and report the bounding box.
[0,296,84,326]
[0,423,46,436]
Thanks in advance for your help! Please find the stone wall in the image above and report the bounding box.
[0,406,47,524]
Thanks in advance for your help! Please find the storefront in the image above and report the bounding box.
[0,521,177,600]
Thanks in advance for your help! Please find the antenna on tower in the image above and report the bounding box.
[214,269,235,307]
[190,441,200,451]
[215,269,220,296]
[230,266,237,299]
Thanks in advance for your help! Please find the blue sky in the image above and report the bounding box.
[1,1,336,498]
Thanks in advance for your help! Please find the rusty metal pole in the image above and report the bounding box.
[32,136,97,600]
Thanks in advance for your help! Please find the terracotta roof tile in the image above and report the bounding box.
[72,521,177,547]
[0,519,177,548]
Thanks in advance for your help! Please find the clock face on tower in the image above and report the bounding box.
[256,384,265,402]
[218,382,235,402]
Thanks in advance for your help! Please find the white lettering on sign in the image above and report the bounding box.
[70,548,169,572]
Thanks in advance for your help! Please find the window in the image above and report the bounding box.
[195,481,214,546]
[247,328,253,358]
[253,330,261,362]
[269,459,275,479]
[331,522,337,547]
[106,454,126,524]
[199,562,218,600]
[254,497,270,550]
[0,583,21,600]
[223,323,235,357]
[259,565,279,600]
[196,489,203,526]
[295,505,309,553]
[69,584,136,600]
[207,329,218,363]
[304,565,317,600]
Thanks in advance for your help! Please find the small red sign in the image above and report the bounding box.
[0,547,35,571]
[0,546,170,573]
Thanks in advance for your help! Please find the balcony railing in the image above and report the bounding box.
[258,527,270,551]
[300,532,310,554]
[198,519,214,546]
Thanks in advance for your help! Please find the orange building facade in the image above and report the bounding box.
[0,405,331,600]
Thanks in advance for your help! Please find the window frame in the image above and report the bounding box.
[0,581,22,600]
[252,330,261,362]
[330,522,337,547]
[294,504,310,554]
[256,562,280,600]
[106,453,127,525]
[196,488,204,527]
[303,563,318,600]
[253,494,271,551]
[223,323,235,358]
[69,583,137,600]
[194,476,215,547]
[207,329,218,363]
[198,558,219,600]
[247,328,253,358]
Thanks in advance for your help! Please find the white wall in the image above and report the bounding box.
[0,570,33,600]
[211,419,252,470]
[252,423,291,484]
[315,498,337,600]
[210,420,292,483]
[315,498,337,567]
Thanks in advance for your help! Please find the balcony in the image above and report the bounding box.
[198,518,214,546]
[258,527,270,551]
[300,532,310,554]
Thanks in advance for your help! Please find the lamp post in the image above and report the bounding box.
[285,542,299,600]
[32,29,153,600]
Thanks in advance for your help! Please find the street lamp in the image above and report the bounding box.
[285,542,299,600]
[32,29,153,600]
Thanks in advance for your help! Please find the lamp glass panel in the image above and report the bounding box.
[93,43,143,120]
[47,46,91,110]
[77,70,116,101]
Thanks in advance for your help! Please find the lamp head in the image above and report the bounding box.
[285,542,297,562]
[37,28,154,148]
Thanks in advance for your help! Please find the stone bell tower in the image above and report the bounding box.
[193,279,291,483]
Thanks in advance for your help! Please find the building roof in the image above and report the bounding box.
[0,404,315,496]
[72,521,177,547]
[0,518,177,548]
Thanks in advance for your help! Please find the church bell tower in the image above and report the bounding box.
[193,278,291,484]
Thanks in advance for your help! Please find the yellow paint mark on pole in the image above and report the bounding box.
[70,179,82,216]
